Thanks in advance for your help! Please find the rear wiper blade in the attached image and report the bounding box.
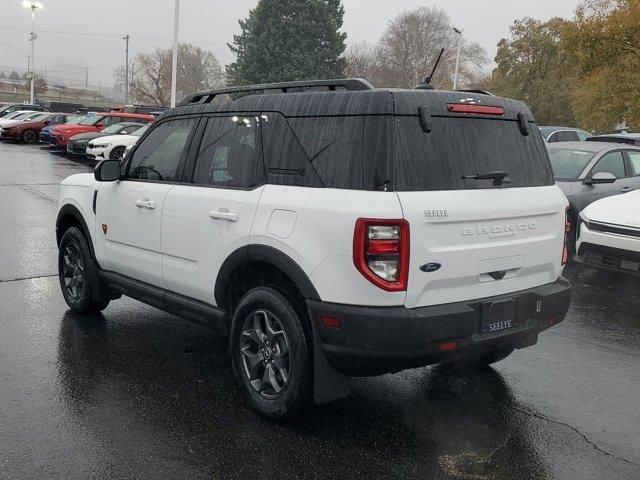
[461,171,512,186]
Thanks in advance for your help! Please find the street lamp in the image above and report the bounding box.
[22,0,44,105]
[452,27,463,91]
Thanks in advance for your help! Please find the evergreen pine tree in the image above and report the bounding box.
[227,0,347,85]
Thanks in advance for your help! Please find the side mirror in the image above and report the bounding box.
[43,120,50,126]
[584,171,617,185]
[94,159,121,182]
[95,123,104,129]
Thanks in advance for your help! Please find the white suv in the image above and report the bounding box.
[56,79,572,419]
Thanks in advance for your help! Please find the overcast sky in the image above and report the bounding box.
[0,0,579,89]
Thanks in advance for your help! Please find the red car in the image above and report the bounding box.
[49,112,154,147]
[0,112,77,143]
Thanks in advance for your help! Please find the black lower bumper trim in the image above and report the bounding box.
[308,277,571,376]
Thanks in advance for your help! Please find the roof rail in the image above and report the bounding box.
[179,78,375,106]
[454,89,495,96]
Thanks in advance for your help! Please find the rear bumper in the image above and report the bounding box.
[308,277,571,376]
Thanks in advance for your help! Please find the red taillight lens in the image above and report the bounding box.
[447,104,505,116]
[353,218,410,292]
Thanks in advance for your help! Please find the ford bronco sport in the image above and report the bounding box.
[56,79,571,419]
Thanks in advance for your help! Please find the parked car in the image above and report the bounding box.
[576,189,640,275]
[86,125,148,161]
[548,142,640,230]
[0,110,38,127]
[40,102,84,114]
[39,116,84,144]
[56,78,571,419]
[124,104,168,115]
[0,112,78,143]
[540,126,592,142]
[49,112,154,148]
[67,122,150,156]
[0,103,46,118]
[587,132,640,146]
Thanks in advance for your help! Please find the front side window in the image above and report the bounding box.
[193,116,263,188]
[590,151,626,178]
[127,118,197,182]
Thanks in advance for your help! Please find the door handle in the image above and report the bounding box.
[621,186,632,193]
[135,199,156,209]
[209,209,239,222]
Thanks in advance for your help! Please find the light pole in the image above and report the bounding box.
[123,34,130,105]
[22,1,43,105]
[452,27,463,91]
[170,0,180,108]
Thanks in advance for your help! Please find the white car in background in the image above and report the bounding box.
[0,110,38,127]
[576,189,640,275]
[85,125,148,161]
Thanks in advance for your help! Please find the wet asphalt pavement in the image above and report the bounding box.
[0,142,639,480]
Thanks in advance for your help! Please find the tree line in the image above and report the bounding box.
[482,0,640,132]
[114,0,638,132]
[117,2,486,106]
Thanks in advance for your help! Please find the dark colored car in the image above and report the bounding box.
[0,112,79,143]
[540,126,592,142]
[0,103,47,118]
[548,141,640,241]
[124,105,168,115]
[587,133,640,146]
[66,122,149,155]
[40,102,85,114]
[50,112,155,148]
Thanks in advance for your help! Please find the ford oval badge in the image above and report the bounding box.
[420,262,442,273]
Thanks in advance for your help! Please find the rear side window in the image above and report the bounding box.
[555,130,579,142]
[394,117,554,191]
[193,116,264,189]
[288,116,364,190]
[627,151,640,176]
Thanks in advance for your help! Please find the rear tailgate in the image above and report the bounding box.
[397,187,566,308]
[393,100,567,308]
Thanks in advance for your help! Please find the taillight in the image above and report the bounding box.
[562,208,571,266]
[353,219,410,292]
[447,104,505,116]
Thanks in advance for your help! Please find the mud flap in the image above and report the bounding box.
[310,315,351,404]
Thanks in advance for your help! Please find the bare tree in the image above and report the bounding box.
[344,42,377,80]
[375,6,488,89]
[113,43,225,106]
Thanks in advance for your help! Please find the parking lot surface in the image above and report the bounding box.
[1,142,639,479]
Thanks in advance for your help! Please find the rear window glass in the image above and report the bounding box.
[394,117,554,191]
[548,148,596,179]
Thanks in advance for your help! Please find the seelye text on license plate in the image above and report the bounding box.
[481,297,518,333]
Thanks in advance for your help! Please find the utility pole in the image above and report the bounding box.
[123,34,130,105]
[85,67,88,87]
[452,27,463,91]
[170,0,180,108]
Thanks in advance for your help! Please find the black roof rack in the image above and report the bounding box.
[180,78,375,106]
